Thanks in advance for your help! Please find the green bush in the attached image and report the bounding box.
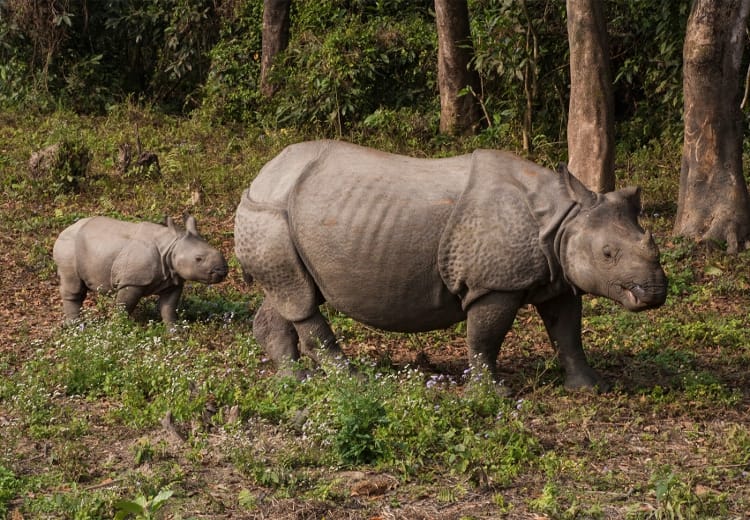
[0,465,20,516]
[29,139,92,196]
[202,0,437,134]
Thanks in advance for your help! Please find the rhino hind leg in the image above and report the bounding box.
[466,292,524,386]
[253,299,301,366]
[254,299,346,377]
[293,312,345,366]
[59,275,87,322]
[534,292,607,392]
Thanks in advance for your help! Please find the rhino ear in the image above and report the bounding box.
[183,214,199,236]
[620,186,642,215]
[557,163,596,206]
[165,215,176,231]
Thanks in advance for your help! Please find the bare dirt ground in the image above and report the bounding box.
[2,175,749,519]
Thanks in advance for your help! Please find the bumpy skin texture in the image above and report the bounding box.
[235,140,668,390]
[53,215,228,323]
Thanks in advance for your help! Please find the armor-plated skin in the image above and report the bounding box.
[235,140,667,390]
[53,215,228,323]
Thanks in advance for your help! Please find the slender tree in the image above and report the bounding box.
[260,0,291,98]
[435,0,482,135]
[565,0,615,193]
[674,0,750,253]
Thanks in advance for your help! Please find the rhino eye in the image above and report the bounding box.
[195,255,204,263]
[602,245,619,262]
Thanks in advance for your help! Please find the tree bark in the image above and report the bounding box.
[260,0,291,98]
[565,0,615,193]
[674,0,750,253]
[435,0,482,135]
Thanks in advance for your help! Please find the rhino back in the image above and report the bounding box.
[74,217,168,291]
[247,141,336,207]
[288,142,472,331]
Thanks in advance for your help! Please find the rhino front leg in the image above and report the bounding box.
[534,292,607,391]
[466,292,523,384]
[115,286,147,316]
[157,286,183,324]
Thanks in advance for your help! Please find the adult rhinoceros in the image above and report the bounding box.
[235,140,667,390]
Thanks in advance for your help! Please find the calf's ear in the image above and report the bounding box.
[557,163,596,206]
[183,214,199,236]
[165,215,177,232]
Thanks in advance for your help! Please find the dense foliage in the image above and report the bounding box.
[0,0,693,148]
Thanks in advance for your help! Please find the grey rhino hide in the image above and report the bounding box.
[53,214,228,323]
[235,140,667,390]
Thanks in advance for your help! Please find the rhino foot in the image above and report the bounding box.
[563,369,610,393]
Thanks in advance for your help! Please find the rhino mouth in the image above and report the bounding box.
[207,265,229,284]
[620,282,666,311]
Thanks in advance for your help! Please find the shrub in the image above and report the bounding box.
[28,139,92,195]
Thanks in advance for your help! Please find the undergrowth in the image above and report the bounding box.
[1,108,748,518]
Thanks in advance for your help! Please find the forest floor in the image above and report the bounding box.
[1,109,749,519]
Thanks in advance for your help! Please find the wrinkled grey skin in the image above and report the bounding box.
[54,215,228,323]
[235,140,667,390]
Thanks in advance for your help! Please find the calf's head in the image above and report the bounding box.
[558,166,667,311]
[168,215,229,284]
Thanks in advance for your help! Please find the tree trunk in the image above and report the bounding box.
[435,0,482,135]
[674,0,750,253]
[565,0,615,193]
[260,0,291,98]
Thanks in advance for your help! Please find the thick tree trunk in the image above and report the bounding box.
[260,0,291,98]
[565,0,615,193]
[674,0,750,253]
[435,0,482,135]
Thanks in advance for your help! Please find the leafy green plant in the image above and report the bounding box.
[0,465,20,516]
[114,488,174,520]
[331,376,388,465]
[29,138,92,195]
[631,467,729,520]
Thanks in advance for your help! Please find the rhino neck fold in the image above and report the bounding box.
[540,201,581,287]
[160,233,181,285]
[550,203,582,293]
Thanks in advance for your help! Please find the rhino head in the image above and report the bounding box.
[557,165,667,311]
[167,215,229,285]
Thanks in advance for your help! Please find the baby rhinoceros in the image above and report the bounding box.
[235,140,668,392]
[53,214,228,323]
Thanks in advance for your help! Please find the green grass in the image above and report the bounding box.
[1,106,749,518]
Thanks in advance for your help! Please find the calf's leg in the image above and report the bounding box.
[59,275,87,322]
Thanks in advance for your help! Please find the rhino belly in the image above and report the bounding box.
[289,154,469,332]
